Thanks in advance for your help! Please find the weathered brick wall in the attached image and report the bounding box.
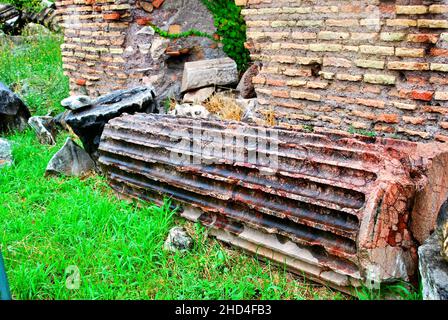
[238,0,448,142]
[56,0,224,98]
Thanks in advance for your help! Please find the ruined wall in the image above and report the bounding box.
[238,0,448,142]
[56,0,225,98]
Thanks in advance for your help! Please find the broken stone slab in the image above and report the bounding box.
[0,138,13,168]
[65,86,157,161]
[168,104,210,118]
[61,95,93,111]
[45,138,95,178]
[54,110,72,132]
[28,116,57,145]
[419,232,448,300]
[0,82,31,133]
[164,227,193,252]
[181,58,238,92]
[236,64,259,99]
[182,87,215,104]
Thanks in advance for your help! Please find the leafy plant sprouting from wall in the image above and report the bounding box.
[201,0,250,72]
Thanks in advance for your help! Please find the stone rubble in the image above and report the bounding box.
[64,86,157,160]
[181,58,239,92]
[45,138,95,178]
[419,232,448,300]
[28,116,57,145]
[0,138,13,168]
[0,82,31,133]
[61,95,93,111]
[164,227,193,252]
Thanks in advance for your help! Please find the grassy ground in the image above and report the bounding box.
[1,131,348,300]
[0,33,348,300]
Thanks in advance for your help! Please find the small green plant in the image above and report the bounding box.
[150,24,214,41]
[302,124,315,133]
[348,126,377,138]
[201,0,250,72]
[1,0,43,11]
[355,281,422,300]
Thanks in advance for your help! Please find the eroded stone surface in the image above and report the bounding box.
[65,86,157,160]
[28,116,57,145]
[181,58,238,92]
[45,138,95,178]
[61,95,93,111]
[98,114,448,291]
[236,64,259,99]
[419,232,448,300]
[0,82,31,133]
[164,227,193,252]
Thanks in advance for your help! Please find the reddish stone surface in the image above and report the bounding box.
[99,114,448,293]
[75,79,86,86]
[152,0,165,9]
[411,90,434,101]
[102,12,120,21]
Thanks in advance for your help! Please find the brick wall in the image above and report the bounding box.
[238,0,448,142]
[56,0,223,98]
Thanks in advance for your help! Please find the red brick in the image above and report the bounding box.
[266,79,286,86]
[411,91,434,101]
[272,90,290,98]
[430,48,448,57]
[76,78,86,86]
[380,4,396,14]
[377,114,399,124]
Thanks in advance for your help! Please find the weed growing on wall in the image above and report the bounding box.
[1,0,43,11]
[201,0,250,72]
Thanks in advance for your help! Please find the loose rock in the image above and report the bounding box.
[181,58,238,92]
[0,138,13,168]
[164,227,193,252]
[419,232,448,300]
[65,86,157,160]
[236,64,259,99]
[169,104,210,118]
[183,87,215,104]
[28,116,57,145]
[45,138,95,178]
[0,81,31,133]
[61,95,93,111]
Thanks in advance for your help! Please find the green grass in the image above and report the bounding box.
[0,131,346,300]
[0,27,420,301]
[0,34,68,116]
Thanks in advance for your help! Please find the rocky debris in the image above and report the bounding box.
[236,64,259,99]
[65,86,157,160]
[23,4,60,33]
[181,58,238,92]
[419,232,448,300]
[169,104,210,118]
[0,82,31,133]
[54,110,72,132]
[0,4,22,34]
[0,138,13,168]
[28,116,57,145]
[164,227,193,252]
[236,98,257,122]
[61,95,93,111]
[45,138,95,178]
[182,87,215,104]
[21,22,51,36]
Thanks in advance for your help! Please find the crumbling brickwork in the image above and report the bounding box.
[56,0,224,98]
[238,0,448,142]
